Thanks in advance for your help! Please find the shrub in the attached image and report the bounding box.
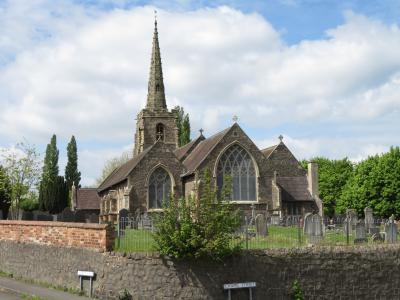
[292,279,304,300]
[20,197,39,212]
[153,169,241,260]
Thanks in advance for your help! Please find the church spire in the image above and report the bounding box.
[146,14,167,111]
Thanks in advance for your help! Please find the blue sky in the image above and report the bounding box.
[0,0,399,186]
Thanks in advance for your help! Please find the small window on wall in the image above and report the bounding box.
[148,167,171,209]
[156,123,165,141]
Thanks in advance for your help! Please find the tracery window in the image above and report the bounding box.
[216,144,257,201]
[156,123,164,141]
[148,167,171,209]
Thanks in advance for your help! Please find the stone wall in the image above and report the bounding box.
[1,240,400,299]
[0,221,114,251]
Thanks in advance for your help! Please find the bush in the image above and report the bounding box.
[20,197,39,212]
[292,279,304,300]
[153,169,241,260]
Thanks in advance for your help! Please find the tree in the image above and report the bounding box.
[0,166,12,218]
[301,157,354,217]
[96,151,131,186]
[337,147,400,218]
[0,141,41,219]
[153,169,241,260]
[39,134,67,213]
[65,135,81,190]
[174,106,191,147]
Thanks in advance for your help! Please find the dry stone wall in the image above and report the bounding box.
[1,241,400,299]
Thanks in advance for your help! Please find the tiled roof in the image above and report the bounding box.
[173,135,205,161]
[76,188,100,210]
[277,176,313,202]
[182,127,231,176]
[98,146,152,192]
[261,144,279,158]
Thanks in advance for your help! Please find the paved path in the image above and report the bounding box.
[0,277,91,300]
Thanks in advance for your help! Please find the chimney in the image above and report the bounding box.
[308,161,323,216]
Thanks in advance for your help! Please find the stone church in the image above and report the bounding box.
[98,20,323,223]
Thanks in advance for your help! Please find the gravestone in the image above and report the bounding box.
[36,213,53,221]
[304,213,323,244]
[369,227,380,236]
[255,214,268,237]
[347,209,358,230]
[0,210,3,220]
[60,207,75,222]
[21,211,33,221]
[385,215,397,244]
[74,210,87,223]
[87,213,99,224]
[364,207,374,232]
[354,221,368,244]
[119,209,129,233]
[372,233,384,243]
[139,213,153,230]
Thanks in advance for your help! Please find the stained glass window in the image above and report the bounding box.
[216,144,256,201]
[149,167,171,208]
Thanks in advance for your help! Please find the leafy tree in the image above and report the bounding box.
[96,151,131,186]
[301,157,354,217]
[154,169,241,260]
[174,106,191,147]
[337,147,400,218]
[65,135,81,190]
[0,141,41,219]
[0,166,12,218]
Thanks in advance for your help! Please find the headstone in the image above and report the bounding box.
[369,227,380,236]
[346,209,358,230]
[385,215,397,244]
[372,233,384,243]
[364,207,374,232]
[60,207,75,222]
[354,221,368,244]
[0,210,3,220]
[87,213,99,223]
[139,213,153,230]
[119,209,129,232]
[74,210,86,223]
[21,211,33,221]
[304,213,323,244]
[255,214,268,237]
[36,213,53,221]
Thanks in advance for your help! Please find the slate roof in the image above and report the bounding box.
[174,135,205,161]
[98,146,152,192]
[277,177,313,202]
[261,144,279,158]
[76,188,100,210]
[182,127,231,176]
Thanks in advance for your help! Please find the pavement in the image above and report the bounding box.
[0,277,91,300]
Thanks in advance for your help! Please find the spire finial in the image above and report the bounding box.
[278,134,283,143]
[154,10,157,27]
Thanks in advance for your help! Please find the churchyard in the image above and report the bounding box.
[114,206,399,252]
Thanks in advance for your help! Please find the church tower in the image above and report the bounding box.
[134,18,179,156]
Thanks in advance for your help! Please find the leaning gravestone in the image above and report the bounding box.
[364,207,374,232]
[255,214,268,237]
[304,213,323,244]
[60,207,75,222]
[385,215,397,244]
[74,210,87,223]
[354,221,368,244]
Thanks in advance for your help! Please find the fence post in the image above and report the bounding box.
[346,213,350,246]
[117,217,120,249]
[298,216,302,246]
[245,216,249,250]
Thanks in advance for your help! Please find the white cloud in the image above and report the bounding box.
[0,3,399,185]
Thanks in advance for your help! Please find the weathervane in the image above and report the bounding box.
[232,115,239,123]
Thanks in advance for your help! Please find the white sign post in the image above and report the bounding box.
[77,270,95,298]
[223,282,256,300]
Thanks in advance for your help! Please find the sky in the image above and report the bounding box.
[0,0,399,186]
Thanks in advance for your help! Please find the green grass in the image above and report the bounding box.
[115,229,157,252]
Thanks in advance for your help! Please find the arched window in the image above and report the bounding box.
[156,123,164,141]
[216,144,257,201]
[148,167,171,209]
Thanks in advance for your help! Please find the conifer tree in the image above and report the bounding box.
[174,106,191,147]
[65,135,81,189]
[0,165,12,218]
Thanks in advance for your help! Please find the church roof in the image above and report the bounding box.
[277,177,313,202]
[98,146,152,192]
[182,127,231,176]
[173,134,206,161]
[261,144,279,158]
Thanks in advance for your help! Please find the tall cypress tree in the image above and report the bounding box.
[174,106,191,147]
[65,135,81,190]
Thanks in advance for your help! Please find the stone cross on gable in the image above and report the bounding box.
[199,128,204,135]
[232,115,239,123]
[278,135,283,142]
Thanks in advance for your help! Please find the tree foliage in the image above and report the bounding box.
[337,147,400,218]
[65,135,81,190]
[0,165,12,218]
[174,106,191,147]
[0,141,41,219]
[96,151,131,186]
[301,157,353,217]
[153,169,241,260]
[38,135,68,213]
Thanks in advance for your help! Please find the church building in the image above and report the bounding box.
[98,20,323,223]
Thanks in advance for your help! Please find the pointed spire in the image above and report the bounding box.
[146,12,167,111]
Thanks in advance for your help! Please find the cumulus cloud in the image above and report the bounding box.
[0,2,399,185]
